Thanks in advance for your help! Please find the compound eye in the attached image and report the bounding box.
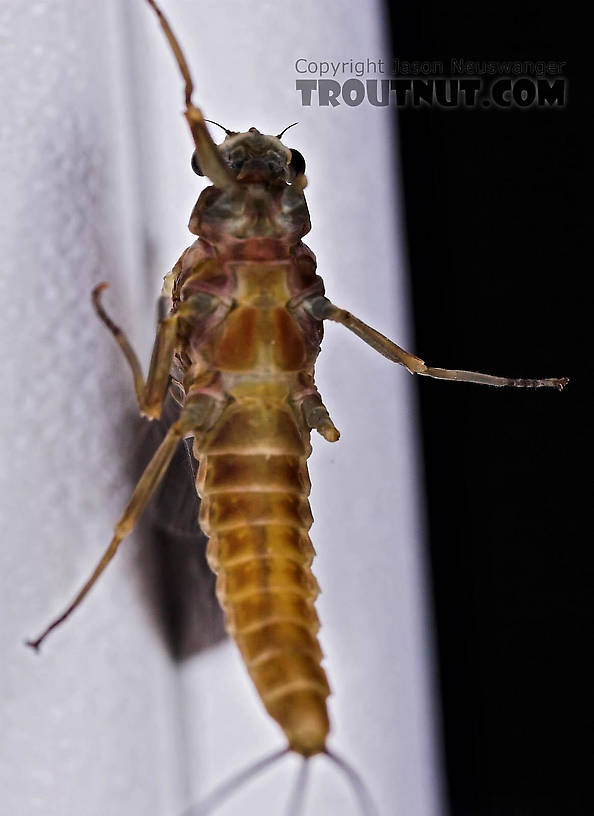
[191,151,204,176]
[228,148,245,172]
[288,148,306,177]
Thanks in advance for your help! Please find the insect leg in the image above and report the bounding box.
[300,393,340,442]
[306,296,569,390]
[143,0,238,191]
[25,421,186,651]
[26,397,218,651]
[92,283,177,419]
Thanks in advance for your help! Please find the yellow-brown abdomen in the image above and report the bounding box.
[197,397,331,756]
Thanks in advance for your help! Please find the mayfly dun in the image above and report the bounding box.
[24,0,568,813]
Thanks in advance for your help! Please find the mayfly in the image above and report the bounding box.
[26,0,568,812]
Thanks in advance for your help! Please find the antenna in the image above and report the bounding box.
[277,121,299,139]
[204,119,236,136]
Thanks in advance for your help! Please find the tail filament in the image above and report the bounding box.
[182,748,290,816]
[182,746,380,816]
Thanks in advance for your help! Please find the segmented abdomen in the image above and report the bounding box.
[196,397,331,756]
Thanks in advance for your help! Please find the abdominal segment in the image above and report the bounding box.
[196,397,331,755]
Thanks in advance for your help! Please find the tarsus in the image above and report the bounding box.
[145,0,195,106]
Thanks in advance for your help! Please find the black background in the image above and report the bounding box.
[386,2,591,814]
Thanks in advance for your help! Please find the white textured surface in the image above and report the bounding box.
[0,3,184,815]
[1,1,444,815]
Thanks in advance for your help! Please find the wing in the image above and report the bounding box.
[135,387,226,660]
